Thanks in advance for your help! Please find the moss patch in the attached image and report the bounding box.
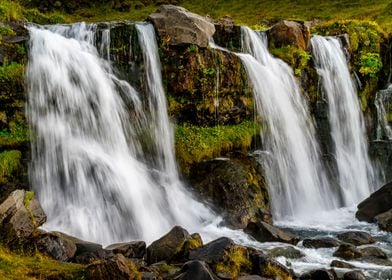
[261,261,293,280]
[269,45,312,76]
[0,150,21,184]
[215,246,251,278]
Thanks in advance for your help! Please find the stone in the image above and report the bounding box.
[333,244,362,260]
[106,241,146,259]
[336,231,375,246]
[303,237,340,249]
[356,181,392,222]
[330,260,356,269]
[267,246,305,259]
[343,270,367,280]
[300,269,338,280]
[147,226,202,264]
[0,190,46,246]
[213,16,242,52]
[251,251,293,280]
[375,209,392,232]
[174,260,217,280]
[238,276,271,280]
[35,231,77,261]
[245,221,299,245]
[359,246,387,259]
[148,5,215,47]
[86,253,140,280]
[268,20,310,50]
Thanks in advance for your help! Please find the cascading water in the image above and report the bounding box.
[311,35,376,205]
[238,27,336,220]
[375,84,392,140]
[27,22,217,245]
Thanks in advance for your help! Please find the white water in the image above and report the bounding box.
[239,27,336,221]
[27,22,224,245]
[311,35,376,205]
[375,84,392,140]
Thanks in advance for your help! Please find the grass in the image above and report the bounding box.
[0,246,86,280]
[0,150,21,184]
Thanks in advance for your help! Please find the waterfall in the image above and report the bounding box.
[311,35,376,205]
[375,84,392,140]
[27,22,216,245]
[238,27,336,220]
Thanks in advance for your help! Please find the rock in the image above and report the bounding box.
[268,20,310,50]
[356,182,392,222]
[213,16,242,52]
[147,226,202,264]
[148,5,215,47]
[0,190,46,246]
[86,254,140,280]
[175,260,217,280]
[300,269,338,280]
[251,251,293,280]
[303,237,340,249]
[66,235,114,264]
[245,221,299,245]
[343,270,367,280]
[189,237,251,279]
[330,260,356,269]
[35,231,77,261]
[360,256,392,266]
[375,209,392,232]
[333,244,362,260]
[336,231,375,246]
[268,246,305,259]
[106,241,146,259]
[359,246,387,259]
[189,155,271,228]
[238,276,271,280]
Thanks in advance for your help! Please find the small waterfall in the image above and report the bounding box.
[27,22,216,245]
[311,35,375,205]
[239,27,335,220]
[375,84,392,140]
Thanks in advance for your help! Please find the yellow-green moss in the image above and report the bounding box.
[0,0,23,22]
[269,45,312,76]
[23,191,34,207]
[262,262,293,280]
[215,246,251,278]
[128,261,142,280]
[0,245,86,280]
[0,150,21,184]
[0,114,29,148]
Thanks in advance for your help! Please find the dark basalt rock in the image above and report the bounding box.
[213,16,242,52]
[336,231,375,246]
[267,246,305,259]
[299,269,338,280]
[333,244,362,260]
[303,237,340,249]
[35,231,77,262]
[375,209,392,232]
[251,251,293,280]
[343,270,367,280]
[67,235,114,264]
[330,260,356,269]
[174,260,218,280]
[359,246,388,259]
[106,241,146,259]
[245,221,299,245]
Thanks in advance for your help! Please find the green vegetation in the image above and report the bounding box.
[175,121,259,173]
[0,246,86,280]
[269,45,312,76]
[0,0,23,22]
[0,115,29,147]
[23,191,34,207]
[215,246,251,278]
[0,150,21,184]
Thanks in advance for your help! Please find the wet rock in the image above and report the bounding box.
[267,246,305,259]
[0,190,46,246]
[343,270,367,280]
[175,260,217,280]
[300,269,338,280]
[375,209,392,232]
[86,253,140,280]
[213,16,242,52]
[251,251,293,280]
[268,20,310,50]
[336,231,375,246]
[330,260,356,269]
[106,241,146,259]
[189,155,271,229]
[303,237,340,249]
[238,276,271,280]
[245,221,299,245]
[359,246,387,259]
[360,256,392,266]
[68,235,113,264]
[333,244,362,260]
[356,181,392,222]
[148,5,215,47]
[35,231,77,261]
[147,226,202,264]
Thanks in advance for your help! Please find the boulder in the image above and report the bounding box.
[268,20,310,50]
[238,276,271,280]
[106,241,146,259]
[251,251,293,280]
[303,237,340,249]
[0,190,46,246]
[267,246,305,259]
[188,155,271,229]
[330,260,355,269]
[356,182,392,222]
[213,16,242,52]
[67,235,114,264]
[148,5,215,47]
[86,254,140,280]
[336,231,375,246]
[299,269,338,280]
[245,221,299,245]
[343,270,367,280]
[175,260,217,280]
[333,244,362,260]
[147,226,202,264]
[359,246,387,259]
[375,209,392,232]
[35,231,77,261]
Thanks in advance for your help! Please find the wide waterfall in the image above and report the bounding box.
[311,35,376,205]
[27,22,217,245]
[238,27,336,220]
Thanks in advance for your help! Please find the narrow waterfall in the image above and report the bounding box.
[239,27,336,220]
[311,35,375,205]
[27,23,216,245]
[375,84,392,140]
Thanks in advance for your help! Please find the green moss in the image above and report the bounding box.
[0,150,21,184]
[269,45,311,76]
[175,121,259,173]
[215,246,251,278]
[23,8,66,24]
[0,0,23,22]
[0,115,29,148]
[23,191,34,207]
[262,262,292,280]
